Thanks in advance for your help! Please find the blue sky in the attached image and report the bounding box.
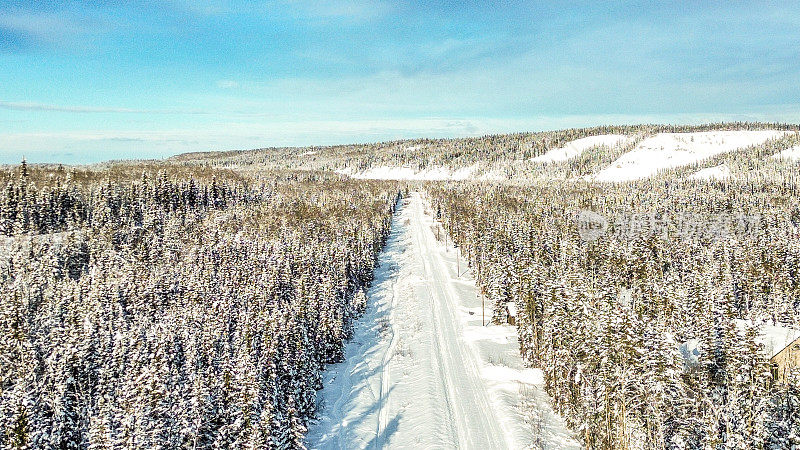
[1,1,799,164]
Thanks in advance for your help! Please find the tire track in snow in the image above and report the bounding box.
[308,193,577,449]
[411,193,508,449]
[375,256,400,448]
[411,207,462,447]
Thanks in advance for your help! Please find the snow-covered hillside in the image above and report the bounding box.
[337,165,477,181]
[531,134,630,163]
[331,129,794,184]
[771,145,800,161]
[307,193,578,449]
[689,164,731,180]
[592,130,789,182]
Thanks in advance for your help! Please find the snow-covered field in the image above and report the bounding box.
[591,130,789,182]
[307,193,577,449]
[531,134,630,163]
[771,145,800,161]
[337,165,477,181]
[689,164,731,180]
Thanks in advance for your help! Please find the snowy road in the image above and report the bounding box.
[307,193,579,449]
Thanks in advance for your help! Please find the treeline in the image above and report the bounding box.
[170,122,799,177]
[0,161,255,236]
[428,179,800,449]
[0,165,400,448]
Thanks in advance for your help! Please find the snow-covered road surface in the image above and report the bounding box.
[307,193,579,449]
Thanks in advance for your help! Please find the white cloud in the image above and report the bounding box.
[0,101,208,115]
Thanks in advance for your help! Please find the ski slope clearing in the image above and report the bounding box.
[337,165,477,181]
[307,193,578,449]
[689,164,731,180]
[531,134,630,163]
[592,130,788,182]
[771,145,800,161]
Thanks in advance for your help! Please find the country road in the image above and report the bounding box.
[306,192,579,449]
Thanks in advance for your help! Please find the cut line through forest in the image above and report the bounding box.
[307,192,578,449]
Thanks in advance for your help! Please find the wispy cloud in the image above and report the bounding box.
[0,9,103,50]
[157,0,235,16]
[0,101,209,115]
[287,0,394,20]
[0,11,81,39]
[157,0,394,21]
[259,0,395,23]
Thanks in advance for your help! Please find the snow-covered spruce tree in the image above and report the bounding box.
[427,172,800,448]
[0,163,400,448]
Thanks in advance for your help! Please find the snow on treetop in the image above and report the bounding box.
[679,338,701,367]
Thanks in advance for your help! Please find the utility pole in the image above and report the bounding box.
[456,248,460,277]
[482,292,485,326]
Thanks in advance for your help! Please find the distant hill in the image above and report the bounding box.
[170,122,800,183]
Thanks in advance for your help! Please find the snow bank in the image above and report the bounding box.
[689,164,731,180]
[771,145,800,161]
[338,165,477,181]
[591,130,788,182]
[532,134,630,163]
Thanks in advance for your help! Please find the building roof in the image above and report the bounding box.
[679,321,800,367]
[757,323,800,359]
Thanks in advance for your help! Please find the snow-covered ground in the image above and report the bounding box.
[307,193,578,449]
[771,145,800,161]
[591,130,789,182]
[478,169,507,181]
[531,134,630,163]
[689,164,731,180]
[337,165,477,181]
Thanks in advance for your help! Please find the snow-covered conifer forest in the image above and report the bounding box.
[3,122,800,449]
[0,163,400,447]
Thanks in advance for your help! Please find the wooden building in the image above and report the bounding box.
[769,332,800,383]
[680,322,800,383]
